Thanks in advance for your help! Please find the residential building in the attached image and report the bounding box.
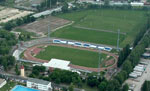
[27,78,52,91]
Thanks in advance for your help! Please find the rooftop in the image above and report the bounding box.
[43,58,70,70]
[0,78,5,84]
[28,78,50,85]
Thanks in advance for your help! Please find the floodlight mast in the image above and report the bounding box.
[48,25,50,43]
[117,29,120,51]
[18,40,20,60]
[98,48,101,76]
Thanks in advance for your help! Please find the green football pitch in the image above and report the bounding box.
[36,45,108,68]
[51,9,147,47]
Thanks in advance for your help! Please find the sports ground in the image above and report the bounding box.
[51,9,147,47]
[23,43,117,69]
[36,45,107,68]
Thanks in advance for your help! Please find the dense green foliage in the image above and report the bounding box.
[107,26,150,91]
[49,69,81,84]
[117,44,131,67]
[4,15,36,31]
[52,9,147,46]
[87,73,107,88]
[0,81,18,91]
[122,84,129,91]
[15,64,20,75]
[133,16,150,47]
[29,66,46,78]
[36,45,107,68]
[0,30,17,70]
[141,81,150,91]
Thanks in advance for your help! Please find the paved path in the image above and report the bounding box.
[74,25,127,35]
[125,59,150,91]
[133,59,150,91]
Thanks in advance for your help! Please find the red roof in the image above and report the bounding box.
[21,65,24,69]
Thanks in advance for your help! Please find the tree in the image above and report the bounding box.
[15,64,20,75]
[33,66,46,72]
[62,87,67,91]
[16,18,24,26]
[62,2,69,13]
[98,81,107,91]
[32,69,39,76]
[68,83,74,91]
[122,84,129,91]
[117,51,124,67]
[104,0,109,6]
[87,74,99,87]
[114,73,124,84]
[141,81,150,91]
[106,79,121,91]
[122,60,132,74]
[117,44,131,67]
[4,22,14,30]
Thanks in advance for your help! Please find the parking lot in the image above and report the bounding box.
[125,58,150,91]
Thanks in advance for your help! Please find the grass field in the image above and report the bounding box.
[36,45,107,68]
[51,9,147,47]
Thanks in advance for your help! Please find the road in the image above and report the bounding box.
[73,25,126,35]
[125,58,150,91]
[134,59,150,91]
[0,71,84,91]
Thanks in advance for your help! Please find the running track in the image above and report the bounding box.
[24,43,118,72]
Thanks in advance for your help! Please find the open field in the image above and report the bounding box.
[35,45,107,68]
[20,16,70,37]
[51,9,147,47]
[0,6,33,23]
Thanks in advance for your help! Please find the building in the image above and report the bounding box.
[42,58,88,73]
[0,78,6,88]
[131,2,144,6]
[27,78,52,91]
[43,58,71,70]
[142,53,150,58]
[20,65,25,77]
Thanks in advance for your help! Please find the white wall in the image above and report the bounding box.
[27,81,52,91]
[0,80,6,88]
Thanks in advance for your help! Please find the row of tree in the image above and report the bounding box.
[52,2,150,17]
[133,17,150,47]
[117,16,150,67]
[109,27,150,91]
[117,44,131,67]
[4,15,36,31]
[0,30,17,70]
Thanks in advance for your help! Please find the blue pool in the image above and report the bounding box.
[11,85,40,91]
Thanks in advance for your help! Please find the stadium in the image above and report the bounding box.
[18,38,118,73]
[15,8,148,73]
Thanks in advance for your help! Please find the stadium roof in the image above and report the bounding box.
[43,58,71,70]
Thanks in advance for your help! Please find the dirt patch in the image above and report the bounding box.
[0,6,33,23]
[20,16,71,37]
